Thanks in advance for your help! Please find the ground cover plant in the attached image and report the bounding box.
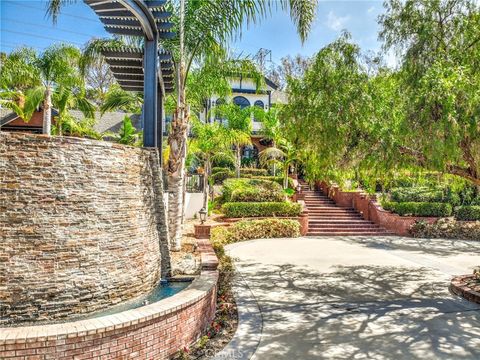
[211,219,301,246]
[411,218,480,241]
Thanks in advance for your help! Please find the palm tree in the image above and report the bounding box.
[53,85,95,136]
[46,0,319,250]
[1,45,94,134]
[257,107,298,188]
[37,44,85,135]
[214,103,264,178]
[189,118,233,212]
[260,139,298,189]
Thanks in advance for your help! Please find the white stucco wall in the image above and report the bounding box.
[184,192,204,219]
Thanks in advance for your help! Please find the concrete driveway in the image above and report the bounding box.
[226,236,480,360]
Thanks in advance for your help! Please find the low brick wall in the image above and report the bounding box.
[451,275,480,304]
[0,240,219,360]
[0,132,169,324]
[317,181,438,236]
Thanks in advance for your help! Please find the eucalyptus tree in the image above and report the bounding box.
[379,0,480,185]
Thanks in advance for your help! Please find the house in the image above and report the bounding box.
[0,107,58,133]
[198,75,285,166]
[0,107,141,135]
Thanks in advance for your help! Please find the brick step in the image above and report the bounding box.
[305,204,337,207]
[307,226,387,231]
[308,214,365,222]
[308,213,363,217]
[304,198,334,201]
[306,232,393,236]
[309,219,375,224]
[306,207,356,211]
[307,225,382,230]
[308,212,358,215]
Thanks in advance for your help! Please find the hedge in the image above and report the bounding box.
[211,170,234,184]
[211,219,300,246]
[212,167,231,174]
[240,168,268,177]
[390,187,445,203]
[231,187,285,202]
[382,201,452,217]
[220,178,282,203]
[455,206,480,221]
[250,176,295,189]
[222,201,302,218]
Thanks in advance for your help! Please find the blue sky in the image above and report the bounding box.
[1,0,387,66]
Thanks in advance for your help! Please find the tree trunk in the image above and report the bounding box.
[166,0,187,251]
[235,145,241,178]
[284,166,289,189]
[202,159,210,213]
[43,86,52,135]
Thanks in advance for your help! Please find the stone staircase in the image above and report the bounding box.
[299,182,392,236]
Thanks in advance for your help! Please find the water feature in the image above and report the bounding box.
[92,279,193,318]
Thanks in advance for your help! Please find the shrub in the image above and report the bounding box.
[211,219,300,246]
[211,170,234,184]
[211,167,230,174]
[390,187,445,203]
[220,178,282,203]
[382,201,452,217]
[231,187,285,202]
[411,218,480,240]
[222,201,302,218]
[455,206,480,221]
[250,176,295,188]
[240,168,268,177]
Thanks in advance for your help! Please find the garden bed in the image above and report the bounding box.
[451,275,480,304]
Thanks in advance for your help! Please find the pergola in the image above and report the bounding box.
[84,0,175,148]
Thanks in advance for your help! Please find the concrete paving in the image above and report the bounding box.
[225,236,480,360]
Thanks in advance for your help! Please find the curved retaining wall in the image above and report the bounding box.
[0,240,219,360]
[0,132,169,324]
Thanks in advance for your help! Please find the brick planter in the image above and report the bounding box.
[451,275,480,304]
[194,223,230,239]
[0,241,219,360]
[317,181,439,236]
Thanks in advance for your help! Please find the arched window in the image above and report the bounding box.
[254,100,264,109]
[253,100,265,122]
[233,96,250,109]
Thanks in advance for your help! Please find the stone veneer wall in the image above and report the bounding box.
[0,132,169,325]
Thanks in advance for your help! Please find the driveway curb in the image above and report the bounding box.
[213,256,263,359]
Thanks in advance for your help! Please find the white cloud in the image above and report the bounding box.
[325,11,351,32]
[367,6,375,14]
